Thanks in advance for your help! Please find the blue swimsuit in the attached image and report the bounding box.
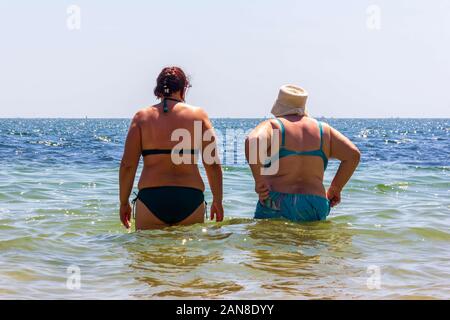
[255,118,331,222]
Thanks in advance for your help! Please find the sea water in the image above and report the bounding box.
[0,118,449,299]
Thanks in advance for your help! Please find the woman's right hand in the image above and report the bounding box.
[120,202,132,229]
[327,186,342,208]
[210,201,224,222]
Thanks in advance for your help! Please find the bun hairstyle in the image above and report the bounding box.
[154,66,190,99]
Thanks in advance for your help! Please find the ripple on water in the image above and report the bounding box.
[1,119,450,299]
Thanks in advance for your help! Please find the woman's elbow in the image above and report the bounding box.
[351,147,361,164]
[120,159,138,170]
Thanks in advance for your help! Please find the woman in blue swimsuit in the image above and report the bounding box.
[245,85,360,222]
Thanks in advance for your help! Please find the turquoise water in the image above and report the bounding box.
[0,118,449,299]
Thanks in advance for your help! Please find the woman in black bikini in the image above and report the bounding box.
[119,66,224,230]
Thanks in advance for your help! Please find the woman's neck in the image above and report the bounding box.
[163,93,183,102]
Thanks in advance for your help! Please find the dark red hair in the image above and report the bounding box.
[154,66,190,98]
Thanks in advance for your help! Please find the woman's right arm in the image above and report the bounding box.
[328,126,361,207]
[119,112,142,229]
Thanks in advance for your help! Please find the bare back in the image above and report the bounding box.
[264,116,330,196]
[137,102,207,191]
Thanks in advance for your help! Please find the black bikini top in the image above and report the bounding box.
[142,149,198,157]
[142,97,198,157]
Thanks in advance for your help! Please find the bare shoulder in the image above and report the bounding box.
[131,108,146,124]
[310,117,331,134]
[189,104,208,116]
[317,118,331,128]
[182,103,210,120]
[259,119,275,129]
[320,119,332,131]
[320,121,339,137]
[132,106,158,123]
[249,119,273,138]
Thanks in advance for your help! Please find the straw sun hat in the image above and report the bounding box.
[271,85,308,117]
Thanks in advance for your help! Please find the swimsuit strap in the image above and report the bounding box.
[162,97,183,113]
[142,149,198,157]
[264,118,329,171]
[164,97,183,103]
[274,118,286,147]
[275,118,322,149]
[316,120,328,170]
[317,120,324,150]
[131,191,138,220]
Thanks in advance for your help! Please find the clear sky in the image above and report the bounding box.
[0,0,449,118]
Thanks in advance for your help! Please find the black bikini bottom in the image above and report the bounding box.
[134,186,205,225]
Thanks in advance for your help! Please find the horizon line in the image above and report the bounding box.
[0,116,449,120]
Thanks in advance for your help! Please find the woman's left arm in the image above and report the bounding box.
[245,121,272,202]
[119,112,142,229]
